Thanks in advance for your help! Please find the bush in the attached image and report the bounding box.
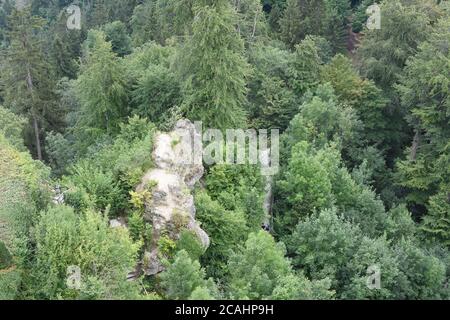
[64,162,123,216]
[0,241,13,270]
[195,191,248,277]
[176,230,205,261]
[128,211,145,242]
[159,250,217,300]
[30,205,141,300]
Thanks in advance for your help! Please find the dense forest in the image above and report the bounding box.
[0,0,449,300]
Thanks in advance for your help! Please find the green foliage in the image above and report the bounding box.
[321,54,388,145]
[396,18,450,216]
[63,162,123,216]
[103,21,132,57]
[30,205,140,300]
[45,131,76,176]
[158,235,177,259]
[358,0,434,92]
[0,106,26,150]
[88,0,140,27]
[227,231,291,299]
[0,7,58,160]
[205,164,265,231]
[195,191,248,277]
[0,267,20,300]
[422,192,450,246]
[233,0,268,45]
[275,142,334,232]
[0,240,13,269]
[281,84,358,152]
[228,230,335,299]
[247,41,295,130]
[128,211,146,242]
[131,0,195,46]
[341,236,402,299]
[278,103,389,237]
[181,0,249,129]
[270,273,335,300]
[385,205,417,242]
[392,240,449,299]
[74,30,129,150]
[47,11,82,79]
[0,135,51,240]
[280,0,329,49]
[289,208,361,288]
[159,250,217,300]
[189,286,215,300]
[287,37,323,96]
[280,0,348,52]
[130,1,160,46]
[176,230,206,261]
[0,0,449,301]
[63,116,156,215]
[131,64,182,124]
[356,0,440,162]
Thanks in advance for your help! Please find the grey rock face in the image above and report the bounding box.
[137,119,209,275]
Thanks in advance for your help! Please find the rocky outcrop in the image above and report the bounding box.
[137,119,209,275]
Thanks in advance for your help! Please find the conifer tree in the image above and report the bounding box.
[0,7,57,160]
[181,0,250,129]
[74,30,129,150]
[396,18,450,217]
[280,0,327,49]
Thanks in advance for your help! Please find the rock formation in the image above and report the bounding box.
[137,119,209,275]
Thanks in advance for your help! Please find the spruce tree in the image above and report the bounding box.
[0,7,57,160]
[396,18,450,216]
[181,0,249,130]
[74,30,129,150]
[280,0,347,51]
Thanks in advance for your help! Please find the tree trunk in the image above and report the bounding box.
[410,130,420,161]
[251,10,258,39]
[32,113,42,161]
[26,69,42,160]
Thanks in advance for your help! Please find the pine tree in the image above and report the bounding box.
[321,54,388,145]
[396,18,450,215]
[88,0,139,27]
[357,0,434,93]
[280,0,347,51]
[356,0,439,162]
[233,0,268,45]
[103,21,132,57]
[422,192,450,247]
[131,0,196,46]
[159,250,217,299]
[48,11,83,79]
[0,7,57,160]
[227,231,292,299]
[74,30,129,150]
[280,0,326,49]
[287,36,323,96]
[181,0,250,130]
